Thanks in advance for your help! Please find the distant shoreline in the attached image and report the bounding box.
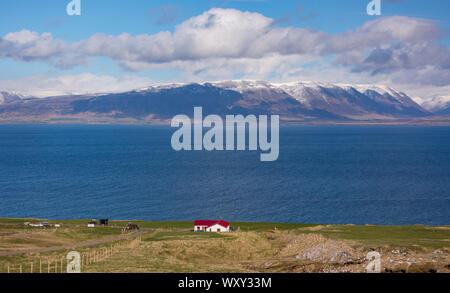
[1,119,450,126]
[1,218,448,227]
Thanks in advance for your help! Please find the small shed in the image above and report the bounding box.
[88,220,97,228]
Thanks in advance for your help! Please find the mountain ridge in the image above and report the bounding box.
[0,92,25,105]
[1,80,448,124]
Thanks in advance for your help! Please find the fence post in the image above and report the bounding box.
[31,262,33,273]
[61,259,63,273]
[40,259,42,273]
[7,264,10,274]
[48,260,50,273]
[19,264,22,273]
[55,260,57,273]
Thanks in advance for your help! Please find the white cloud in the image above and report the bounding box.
[73,8,324,64]
[322,16,442,54]
[1,9,447,74]
[0,8,449,103]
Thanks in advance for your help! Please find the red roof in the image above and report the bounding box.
[194,220,230,228]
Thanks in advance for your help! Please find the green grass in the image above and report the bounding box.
[1,218,449,249]
[134,221,318,231]
[231,222,317,231]
[0,218,44,224]
[53,227,122,241]
[0,219,317,231]
[142,231,233,242]
[0,237,141,273]
[1,218,449,273]
[296,225,450,249]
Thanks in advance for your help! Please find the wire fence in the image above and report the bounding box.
[4,236,142,273]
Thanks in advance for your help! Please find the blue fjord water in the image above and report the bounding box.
[0,125,449,225]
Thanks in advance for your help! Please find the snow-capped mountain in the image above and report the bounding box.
[0,92,23,105]
[420,95,450,115]
[207,80,429,119]
[0,80,435,123]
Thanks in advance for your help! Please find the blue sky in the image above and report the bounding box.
[0,0,449,102]
[1,0,449,37]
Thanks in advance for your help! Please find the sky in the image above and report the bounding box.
[0,0,449,104]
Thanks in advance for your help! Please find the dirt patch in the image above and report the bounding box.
[0,231,75,252]
[297,225,329,231]
[0,230,147,256]
[424,226,450,231]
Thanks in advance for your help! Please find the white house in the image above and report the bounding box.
[194,220,230,232]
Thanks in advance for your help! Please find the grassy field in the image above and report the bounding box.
[0,218,449,273]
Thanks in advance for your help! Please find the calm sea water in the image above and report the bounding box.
[0,125,449,225]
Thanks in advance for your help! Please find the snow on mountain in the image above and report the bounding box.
[0,92,24,104]
[205,80,429,118]
[420,95,450,113]
[0,80,434,123]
